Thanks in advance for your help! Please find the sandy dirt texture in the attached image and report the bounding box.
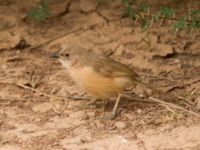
[1,0,200,150]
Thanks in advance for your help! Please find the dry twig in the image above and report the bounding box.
[1,81,200,118]
[17,83,89,101]
[0,81,88,101]
[149,97,200,118]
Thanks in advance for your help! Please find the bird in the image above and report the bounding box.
[51,45,143,119]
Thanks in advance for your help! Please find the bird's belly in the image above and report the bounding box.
[67,66,130,98]
[84,77,122,98]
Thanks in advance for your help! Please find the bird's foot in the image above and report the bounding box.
[98,112,116,120]
[77,99,99,110]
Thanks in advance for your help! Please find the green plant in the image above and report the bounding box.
[121,0,200,32]
[122,0,136,19]
[27,0,50,22]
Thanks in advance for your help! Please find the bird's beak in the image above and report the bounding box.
[51,51,59,58]
[50,48,63,58]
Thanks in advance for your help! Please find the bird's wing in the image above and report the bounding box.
[89,54,139,81]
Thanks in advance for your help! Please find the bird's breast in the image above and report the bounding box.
[66,66,133,98]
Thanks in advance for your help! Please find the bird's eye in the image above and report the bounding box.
[65,54,70,57]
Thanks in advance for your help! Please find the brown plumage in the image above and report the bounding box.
[53,46,141,119]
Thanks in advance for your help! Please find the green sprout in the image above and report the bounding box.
[27,0,50,22]
[121,0,136,19]
[173,16,187,31]
[188,9,200,30]
[159,7,175,19]
[120,0,200,32]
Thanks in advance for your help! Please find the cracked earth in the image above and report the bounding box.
[0,0,200,149]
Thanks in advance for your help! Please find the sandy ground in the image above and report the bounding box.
[0,0,200,150]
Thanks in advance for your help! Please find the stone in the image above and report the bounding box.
[32,102,54,113]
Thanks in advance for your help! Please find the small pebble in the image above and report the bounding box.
[115,121,126,129]
[137,109,142,114]
[32,102,53,113]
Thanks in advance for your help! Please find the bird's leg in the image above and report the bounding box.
[78,98,99,110]
[110,94,122,119]
[86,98,99,106]
[100,94,122,120]
[102,99,107,116]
